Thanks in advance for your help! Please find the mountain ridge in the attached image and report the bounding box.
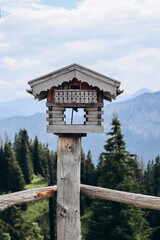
[0,88,153,119]
[0,90,160,165]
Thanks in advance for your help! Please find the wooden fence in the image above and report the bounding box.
[1,184,160,212]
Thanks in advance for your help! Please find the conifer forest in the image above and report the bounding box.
[0,115,160,240]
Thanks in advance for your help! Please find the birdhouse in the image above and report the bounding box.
[27,63,122,135]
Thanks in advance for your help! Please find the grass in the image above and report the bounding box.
[81,211,92,238]
[24,175,48,190]
[23,175,89,239]
[22,175,50,239]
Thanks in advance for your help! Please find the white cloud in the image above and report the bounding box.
[2,57,41,70]
[2,57,17,68]
[1,0,159,45]
[2,0,160,31]
[49,39,108,59]
[0,80,10,86]
[0,0,160,101]
[63,39,109,53]
[90,47,160,94]
[0,42,10,51]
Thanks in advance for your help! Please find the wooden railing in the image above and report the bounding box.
[1,184,160,211]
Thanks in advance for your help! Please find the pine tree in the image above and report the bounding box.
[81,148,86,184]
[87,115,151,240]
[80,149,86,216]
[0,205,27,240]
[0,219,17,239]
[96,153,105,187]
[97,153,105,168]
[0,145,5,192]
[144,160,155,195]
[2,233,11,240]
[31,136,48,177]
[31,136,40,175]
[3,142,25,192]
[85,150,95,185]
[153,156,160,196]
[144,156,160,240]
[0,141,26,239]
[48,150,57,240]
[26,222,44,240]
[14,130,33,184]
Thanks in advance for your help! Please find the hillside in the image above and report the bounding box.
[0,91,160,165]
[0,88,152,119]
[105,91,160,162]
[0,97,46,119]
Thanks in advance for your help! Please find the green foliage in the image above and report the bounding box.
[48,150,57,186]
[85,150,95,185]
[0,219,17,239]
[1,142,25,193]
[80,149,95,186]
[22,176,50,239]
[47,150,57,240]
[14,130,33,184]
[0,205,27,240]
[31,136,49,177]
[143,155,160,240]
[25,175,48,189]
[26,222,44,240]
[2,233,11,240]
[1,127,160,239]
[80,149,96,215]
[144,160,155,195]
[153,156,160,196]
[86,115,151,240]
[81,148,86,184]
[0,145,5,192]
[99,115,140,192]
[0,131,53,240]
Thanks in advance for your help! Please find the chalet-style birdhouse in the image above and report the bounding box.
[27,64,122,134]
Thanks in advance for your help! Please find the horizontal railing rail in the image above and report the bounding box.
[1,184,160,211]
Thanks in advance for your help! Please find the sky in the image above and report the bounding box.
[0,0,160,102]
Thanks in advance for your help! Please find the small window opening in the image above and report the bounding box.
[70,86,80,90]
[65,108,85,124]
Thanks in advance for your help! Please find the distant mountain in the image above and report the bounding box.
[101,91,160,164]
[0,91,160,165]
[0,97,46,119]
[117,88,153,102]
[0,88,152,119]
[0,113,58,152]
[83,91,160,164]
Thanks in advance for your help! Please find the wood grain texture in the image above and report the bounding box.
[0,186,57,211]
[47,102,104,108]
[84,113,103,117]
[86,118,104,122]
[57,137,82,240]
[47,125,104,133]
[81,184,160,210]
[1,184,160,212]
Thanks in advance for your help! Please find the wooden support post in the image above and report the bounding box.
[57,136,81,240]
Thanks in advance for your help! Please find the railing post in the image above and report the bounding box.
[57,136,81,240]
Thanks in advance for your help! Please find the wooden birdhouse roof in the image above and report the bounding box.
[27,63,122,101]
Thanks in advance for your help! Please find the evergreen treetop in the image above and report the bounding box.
[87,114,151,240]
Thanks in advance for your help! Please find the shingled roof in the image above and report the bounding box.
[27,63,123,101]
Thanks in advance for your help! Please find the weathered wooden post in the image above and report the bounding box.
[27,63,122,239]
[57,136,81,239]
